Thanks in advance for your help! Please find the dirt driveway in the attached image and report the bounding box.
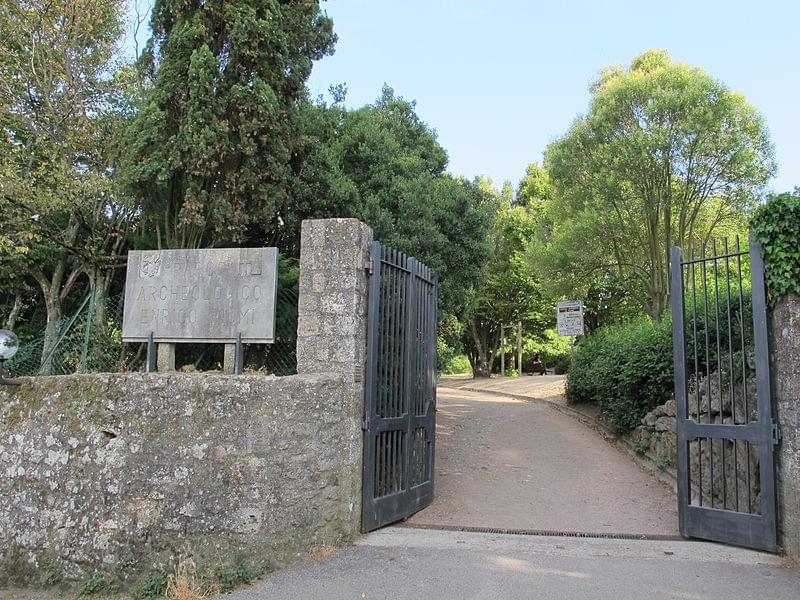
[408,382,679,536]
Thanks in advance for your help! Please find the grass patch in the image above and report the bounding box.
[131,570,169,600]
[77,575,111,598]
[214,557,263,593]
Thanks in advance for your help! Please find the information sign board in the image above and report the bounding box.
[557,299,584,337]
[122,247,278,343]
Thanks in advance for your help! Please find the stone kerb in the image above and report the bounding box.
[771,293,800,560]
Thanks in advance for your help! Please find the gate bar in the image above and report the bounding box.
[670,246,689,537]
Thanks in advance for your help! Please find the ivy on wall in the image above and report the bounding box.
[750,191,800,305]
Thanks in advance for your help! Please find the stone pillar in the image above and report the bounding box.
[771,293,800,560]
[223,344,236,374]
[296,218,373,532]
[157,343,176,372]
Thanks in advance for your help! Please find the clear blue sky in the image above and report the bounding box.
[127,0,799,193]
[306,0,798,193]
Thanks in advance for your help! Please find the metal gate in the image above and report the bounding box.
[671,239,778,552]
[361,242,437,532]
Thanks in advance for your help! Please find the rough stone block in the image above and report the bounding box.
[771,293,800,560]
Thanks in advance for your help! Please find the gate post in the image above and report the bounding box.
[296,218,374,534]
[771,293,800,560]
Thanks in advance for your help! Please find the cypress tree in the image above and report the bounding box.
[123,0,336,249]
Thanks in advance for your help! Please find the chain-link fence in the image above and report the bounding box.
[5,287,299,377]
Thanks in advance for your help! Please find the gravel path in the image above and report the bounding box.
[408,385,679,536]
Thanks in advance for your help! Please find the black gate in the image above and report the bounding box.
[671,239,778,552]
[361,242,437,532]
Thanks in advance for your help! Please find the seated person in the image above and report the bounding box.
[530,353,546,375]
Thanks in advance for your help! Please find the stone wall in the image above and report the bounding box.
[0,373,358,586]
[771,293,800,560]
[0,218,375,587]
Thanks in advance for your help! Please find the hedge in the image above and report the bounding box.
[566,317,673,434]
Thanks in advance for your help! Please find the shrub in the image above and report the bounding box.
[566,317,673,433]
[552,355,571,374]
[442,354,471,375]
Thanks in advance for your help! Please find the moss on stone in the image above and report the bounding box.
[0,544,39,587]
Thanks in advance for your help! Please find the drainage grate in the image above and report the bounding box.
[398,522,684,541]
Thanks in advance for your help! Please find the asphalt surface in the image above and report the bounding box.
[227,528,800,600]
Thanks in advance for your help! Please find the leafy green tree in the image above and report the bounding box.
[463,187,552,377]
[121,0,336,249]
[544,50,775,320]
[0,0,132,372]
[516,162,552,209]
[342,88,496,320]
[287,86,496,321]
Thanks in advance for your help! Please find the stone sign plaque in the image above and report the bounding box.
[122,248,278,343]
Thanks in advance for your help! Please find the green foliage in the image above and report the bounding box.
[131,570,168,600]
[503,368,519,378]
[543,49,774,320]
[123,0,336,249]
[1,0,135,373]
[683,277,752,386]
[215,557,264,593]
[77,574,109,598]
[445,355,472,375]
[523,329,571,372]
[462,191,553,376]
[293,87,496,319]
[750,190,800,304]
[437,338,472,375]
[656,453,673,471]
[632,433,651,457]
[40,559,64,587]
[566,317,673,434]
[516,163,552,209]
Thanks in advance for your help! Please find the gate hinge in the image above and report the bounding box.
[772,422,781,446]
[361,417,369,432]
[364,260,374,275]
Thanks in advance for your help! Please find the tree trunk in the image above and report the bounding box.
[468,319,490,377]
[88,267,115,335]
[39,288,63,375]
[3,292,22,330]
[33,218,81,374]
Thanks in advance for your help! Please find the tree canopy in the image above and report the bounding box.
[291,86,496,319]
[543,50,775,320]
[121,0,336,249]
[0,6,789,382]
[0,0,132,371]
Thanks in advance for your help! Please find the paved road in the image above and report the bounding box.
[409,385,679,535]
[228,528,800,600]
